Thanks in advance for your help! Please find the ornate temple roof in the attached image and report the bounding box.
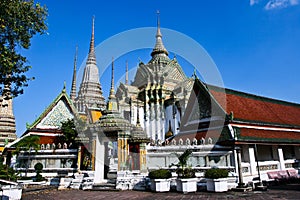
[5,85,79,151]
[131,15,187,91]
[26,85,77,131]
[178,77,300,145]
[209,85,300,128]
[93,60,132,137]
[93,61,148,142]
[150,11,169,60]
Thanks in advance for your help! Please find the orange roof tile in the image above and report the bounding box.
[238,128,300,143]
[210,88,300,127]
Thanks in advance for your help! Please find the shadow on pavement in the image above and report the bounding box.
[268,183,300,191]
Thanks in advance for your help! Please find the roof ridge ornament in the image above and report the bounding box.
[192,67,198,80]
[63,81,66,92]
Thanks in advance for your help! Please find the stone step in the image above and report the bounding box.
[92,182,119,191]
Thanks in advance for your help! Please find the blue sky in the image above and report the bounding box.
[14,0,300,136]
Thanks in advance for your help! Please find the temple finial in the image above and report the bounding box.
[63,81,66,92]
[90,16,95,54]
[70,45,78,101]
[156,10,162,37]
[86,16,96,65]
[151,11,168,57]
[109,57,115,98]
[192,66,198,79]
[125,60,128,85]
[107,57,118,111]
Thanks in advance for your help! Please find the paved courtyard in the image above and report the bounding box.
[22,184,300,200]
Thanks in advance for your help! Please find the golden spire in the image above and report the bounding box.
[107,57,118,111]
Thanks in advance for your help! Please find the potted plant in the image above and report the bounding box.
[175,149,197,193]
[148,169,172,192]
[204,168,229,192]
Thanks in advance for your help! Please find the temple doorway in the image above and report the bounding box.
[129,143,140,170]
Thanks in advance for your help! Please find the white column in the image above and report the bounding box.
[249,147,257,175]
[94,135,105,184]
[278,148,285,170]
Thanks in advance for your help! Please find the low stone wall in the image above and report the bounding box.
[116,170,148,190]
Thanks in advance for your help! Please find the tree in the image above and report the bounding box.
[0,0,47,97]
[0,157,19,181]
[60,118,87,148]
[61,119,78,146]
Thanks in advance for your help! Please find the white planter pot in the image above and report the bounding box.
[206,178,228,192]
[1,185,23,200]
[150,179,170,192]
[176,178,197,193]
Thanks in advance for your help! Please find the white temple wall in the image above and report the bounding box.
[240,144,300,184]
[146,145,233,170]
[15,149,78,177]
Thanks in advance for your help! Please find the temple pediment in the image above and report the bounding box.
[28,88,77,130]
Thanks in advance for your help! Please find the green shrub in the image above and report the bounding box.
[204,168,228,179]
[35,174,44,182]
[176,167,196,178]
[148,169,172,179]
[19,176,33,180]
[34,162,45,182]
[34,163,43,171]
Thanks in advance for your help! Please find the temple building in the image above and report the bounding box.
[2,15,300,190]
[3,86,79,176]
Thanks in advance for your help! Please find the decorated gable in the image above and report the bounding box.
[183,79,225,125]
[37,99,74,129]
[28,89,77,130]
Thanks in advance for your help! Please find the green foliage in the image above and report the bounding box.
[0,0,48,97]
[34,162,43,171]
[14,135,40,154]
[18,176,33,180]
[14,135,40,177]
[176,167,196,178]
[61,119,77,142]
[34,162,44,182]
[148,169,172,179]
[60,118,87,148]
[35,173,44,182]
[174,149,196,178]
[176,149,193,168]
[0,158,19,181]
[204,168,229,179]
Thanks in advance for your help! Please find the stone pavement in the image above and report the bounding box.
[22,184,300,200]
